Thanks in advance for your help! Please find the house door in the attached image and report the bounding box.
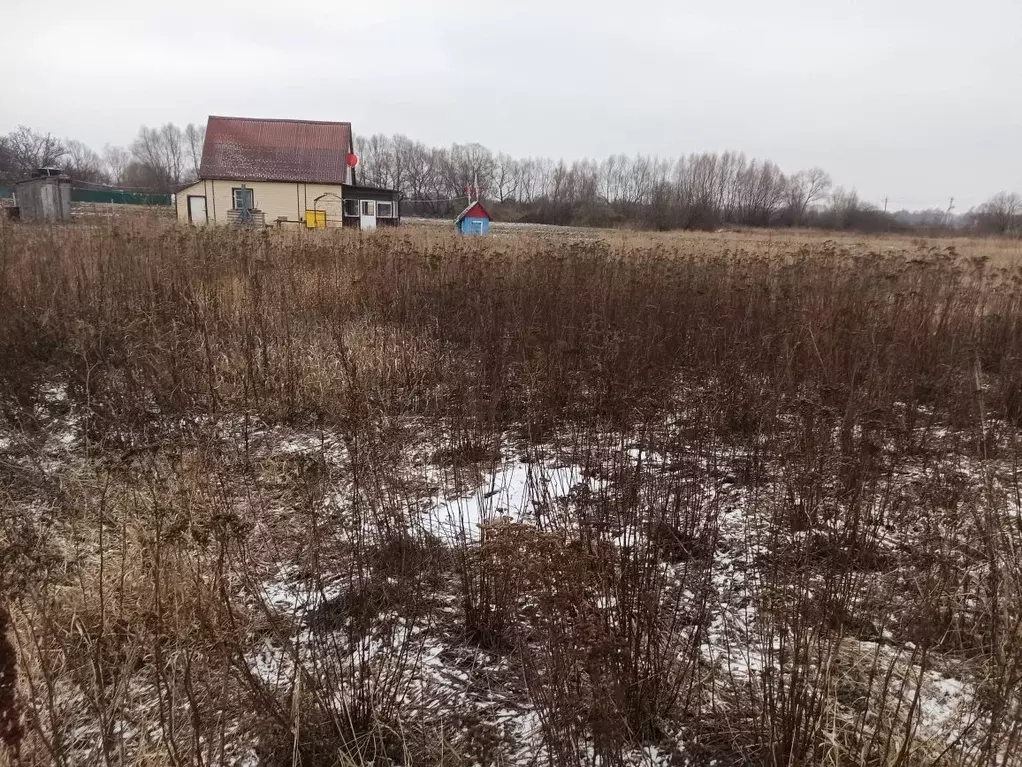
[188,195,208,225]
[360,200,377,230]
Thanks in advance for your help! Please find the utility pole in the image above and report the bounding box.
[943,196,955,228]
[883,196,888,213]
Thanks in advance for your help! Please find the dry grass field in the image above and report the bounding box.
[1,218,1022,766]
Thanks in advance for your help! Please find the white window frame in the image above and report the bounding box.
[343,198,359,217]
[232,187,254,210]
[377,200,394,218]
[361,200,376,216]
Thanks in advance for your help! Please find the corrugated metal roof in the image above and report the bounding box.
[199,116,353,184]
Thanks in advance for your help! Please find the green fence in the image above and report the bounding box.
[0,185,171,206]
[71,187,172,206]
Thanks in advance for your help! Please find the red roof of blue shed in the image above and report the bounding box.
[455,202,491,223]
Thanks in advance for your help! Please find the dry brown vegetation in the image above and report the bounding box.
[1,219,1022,766]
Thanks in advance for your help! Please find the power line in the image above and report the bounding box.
[400,194,471,204]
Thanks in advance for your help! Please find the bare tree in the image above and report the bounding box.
[971,192,1022,235]
[103,145,131,185]
[129,123,185,190]
[786,168,832,224]
[64,140,109,184]
[0,136,14,185]
[390,134,418,194]
[130,126,164,186]
[121,161,167,190]
[184,123,205,182]
[599,155,627,205]
[160,123,185,184]
[0,126,66,182]
[402,141,437,212]
[355,134,394,189]
[448,143,495,200]
[493,153,519,203]
[828,187,861,228]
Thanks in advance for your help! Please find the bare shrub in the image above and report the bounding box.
[2,222,1022,764]
[0,605,21,762]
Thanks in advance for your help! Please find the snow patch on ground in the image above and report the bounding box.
[915,670,974,743]
[18,399,1022,765]
[419,461,604,544]
[256,566,345,616]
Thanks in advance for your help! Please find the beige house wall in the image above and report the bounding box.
[176,179,345,226]
[176,180,207,224]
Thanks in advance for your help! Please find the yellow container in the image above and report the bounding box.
[305,209,326,229]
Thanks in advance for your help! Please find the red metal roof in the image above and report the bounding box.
[455,201,491,222]
[199,116,353,184]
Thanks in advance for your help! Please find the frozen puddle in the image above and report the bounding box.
[420,462,602,544]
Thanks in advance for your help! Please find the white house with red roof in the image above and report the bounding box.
[175,115,399,229]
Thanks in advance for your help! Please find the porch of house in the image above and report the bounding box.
[339,184,400,229]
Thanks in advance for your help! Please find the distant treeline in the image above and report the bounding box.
[356,134,1021,235]
[2,123,1019,234]
[0,124,204,193]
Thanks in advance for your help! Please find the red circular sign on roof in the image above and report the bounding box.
[347,153,359,168]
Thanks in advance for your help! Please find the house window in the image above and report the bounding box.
[361,200,376,216]
[377,200,394,218]
[343,198,359,217]
[232,187,254,210]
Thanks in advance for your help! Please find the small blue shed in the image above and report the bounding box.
[455,201,491,234]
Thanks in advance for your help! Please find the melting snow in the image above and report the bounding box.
[257,566,345,617]
[419,461,602,544]
[915,672,973,742]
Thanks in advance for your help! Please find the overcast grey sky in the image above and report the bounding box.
[3,0,1020,210]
